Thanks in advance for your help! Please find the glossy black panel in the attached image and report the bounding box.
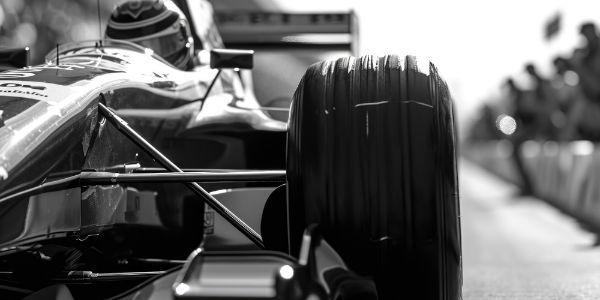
[287,55,461,299]
[210,49,254,69]
[0,47,29,70]
[0,96,38,126]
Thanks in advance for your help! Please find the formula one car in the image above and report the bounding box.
[0,1,461,300]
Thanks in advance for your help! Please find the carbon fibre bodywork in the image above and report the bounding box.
[0,39,286,250]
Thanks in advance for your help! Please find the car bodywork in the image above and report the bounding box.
[0,37,284,246]
[0,1,292,297]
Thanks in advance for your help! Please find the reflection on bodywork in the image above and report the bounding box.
[0,188,80,247]
[190,93,286,132]
[81,185,161,227]
[204,187,274,250]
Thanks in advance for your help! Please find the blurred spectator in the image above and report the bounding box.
[551,56,586,140]
[551,56,579,113]
[0,0,118,64]
[505,77,535,195]
[561,22,600,141]
[524,63,562,139]
[468,104,502,141]
[506,77,539,139]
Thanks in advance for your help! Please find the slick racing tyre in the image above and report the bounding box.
[287,55,461,300]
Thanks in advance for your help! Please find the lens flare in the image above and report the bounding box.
[495,114,517,136]
[279,265,294,279]
[174,283,190,296]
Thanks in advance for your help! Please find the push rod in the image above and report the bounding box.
[98,102,264,249]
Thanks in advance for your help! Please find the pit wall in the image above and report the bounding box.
[464,140,600,230]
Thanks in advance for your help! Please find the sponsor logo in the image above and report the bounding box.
[0,80,71,102]
[0,82,46,90]
[0,82,48,98]
[0,64,86,79]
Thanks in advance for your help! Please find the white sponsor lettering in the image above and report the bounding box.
[0,81,72,102]
[0,89,48,98]
[0,64,85,79]
[0,82,46,90]
[0,82,48,98]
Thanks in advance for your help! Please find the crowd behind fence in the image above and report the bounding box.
[468,21,600,199]
[470,22,600,143]
[466,140,600,234]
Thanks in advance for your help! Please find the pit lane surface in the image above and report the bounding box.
[461,159,600,299]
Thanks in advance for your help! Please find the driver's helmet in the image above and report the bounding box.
[105,0,194,70]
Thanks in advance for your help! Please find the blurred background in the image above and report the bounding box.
[3,0,600,298]
[1,0,597,131]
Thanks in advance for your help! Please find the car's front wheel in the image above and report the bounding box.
[286,55,461,300]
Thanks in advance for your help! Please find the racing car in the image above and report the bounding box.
[0,1,461,299]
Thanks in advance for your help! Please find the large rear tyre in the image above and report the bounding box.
[287,55,461,299]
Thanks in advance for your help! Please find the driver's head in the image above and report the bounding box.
[524,63,537,76]
[553,56,570,74]
[580,22,598,46]
[106,0,194,70]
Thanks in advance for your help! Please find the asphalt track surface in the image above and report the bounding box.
[461,159,600,299]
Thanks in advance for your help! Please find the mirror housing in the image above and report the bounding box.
[210,49,253,70]
[0,47,30,71]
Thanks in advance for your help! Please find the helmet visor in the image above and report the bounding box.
[136,30,188,59]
